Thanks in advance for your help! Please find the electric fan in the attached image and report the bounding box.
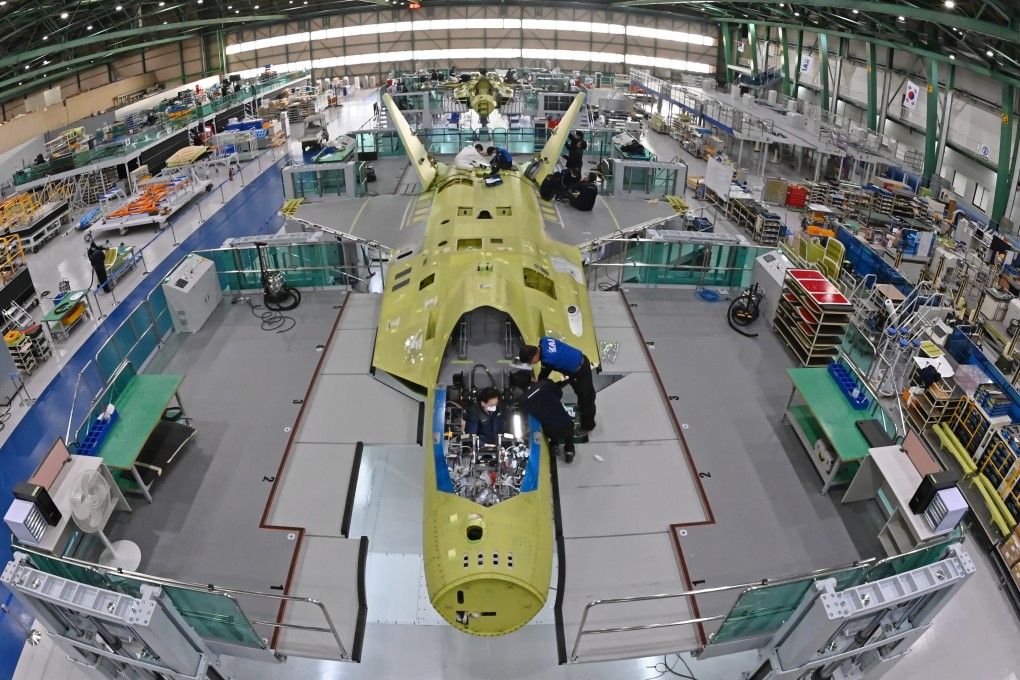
[69,471,141,571]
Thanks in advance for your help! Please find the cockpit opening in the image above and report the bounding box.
[437,307,533,507]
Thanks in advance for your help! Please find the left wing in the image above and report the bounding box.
[383,93,437,190]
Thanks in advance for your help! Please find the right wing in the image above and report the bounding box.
[531,91,586,186]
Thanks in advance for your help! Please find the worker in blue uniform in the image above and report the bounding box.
[510,371,576,463]
[464,387,507,445]
[519,336,596,431]
[486,146,513,172]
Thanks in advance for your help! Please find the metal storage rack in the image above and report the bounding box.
[754,211,782,246]
[906,363,962,431]
[977,426,1020,522]
[773,269,853,366]
[7,336,37,375]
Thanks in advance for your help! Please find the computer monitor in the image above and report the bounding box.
[29,438,72,490]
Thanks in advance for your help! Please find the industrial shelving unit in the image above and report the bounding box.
[871,187,894,215]
[773,269,853,367]
[906,363,963,431]
[977,426,1020,521]
[754,211,782,246]
[950,396,1012,458]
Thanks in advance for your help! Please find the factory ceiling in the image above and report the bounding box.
[1,1,1017,108]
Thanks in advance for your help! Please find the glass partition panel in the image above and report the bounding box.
[163,587,267,649]
[97,343,124,384]
[29,553,110,589]
[112,323,139,363]
[128,327,159,372]
[195,242,349,291]
[711,581,812,643]
[129,304,153,339]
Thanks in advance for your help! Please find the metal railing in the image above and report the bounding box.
[12,73,308,188]
[569,556,878,662]
[193,240,386,293]
[13,542,350,660]
[580,229,767,292]
[569,534,961,662]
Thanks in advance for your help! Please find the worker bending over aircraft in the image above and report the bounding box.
[486,146,513,172]
[511,371,576,463]
[519,336,596,431]
[454,143,488,170]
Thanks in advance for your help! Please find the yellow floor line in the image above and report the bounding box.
[348,197,373,234]
[599,196,621,232]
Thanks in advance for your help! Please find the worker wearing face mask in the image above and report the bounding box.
[464,387,507,446]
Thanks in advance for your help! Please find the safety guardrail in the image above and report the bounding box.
[13,542,351,660]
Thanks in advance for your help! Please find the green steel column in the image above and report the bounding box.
[934,66,956,180]
[922,58,939,187]
[216,30,226,75]
[794,30,803,94]
[819,33,829,113]
[780,28,792,97]
[749,24,759,76]
[992,83,1014,227]
[866,42,878,130]
[721,21,734,85]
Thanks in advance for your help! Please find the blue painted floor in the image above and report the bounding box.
[0,158,287,679]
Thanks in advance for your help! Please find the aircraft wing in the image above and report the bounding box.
[382,93,437,190]
[531,91,586,186]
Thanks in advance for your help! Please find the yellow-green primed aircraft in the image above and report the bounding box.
[446,71,516,126]
[372,92,598,635]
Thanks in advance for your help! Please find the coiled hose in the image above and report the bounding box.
[727,295,760,338]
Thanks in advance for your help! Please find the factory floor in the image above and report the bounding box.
[5,89,1020,680]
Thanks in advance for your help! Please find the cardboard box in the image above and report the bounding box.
[1000,534,1020,568]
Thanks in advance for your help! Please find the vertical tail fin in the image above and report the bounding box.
[531,92,587,186]
[382,93,437,190]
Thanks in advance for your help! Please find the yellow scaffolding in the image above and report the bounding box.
[0,234,27,283]
[0,192,44,234]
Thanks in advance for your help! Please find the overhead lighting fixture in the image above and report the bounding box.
[163,20,168,24]
[24,65,29,69]
[852,8,859,13]
[116,4,122,8]
[794,12,800,16]
[87,24,92,29]
[254,3,259,7]
[945,0,955,7]
[42,35,48,40]
[43,60,49,65]
[949,54,956,59]
[60,12,68,18]
[987,50,994,57]
[898,15,905,21]
[159,1,164,5]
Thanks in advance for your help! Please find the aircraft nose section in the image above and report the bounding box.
[433,575,546,636]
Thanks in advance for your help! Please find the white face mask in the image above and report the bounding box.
[484,404,497,413]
